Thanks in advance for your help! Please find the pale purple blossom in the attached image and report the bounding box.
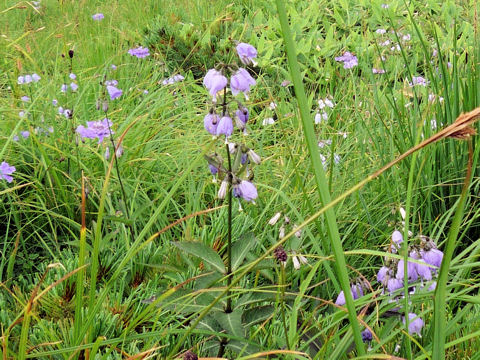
[421,248,443,268]
[70,82,78,92]
[61,84,68,93]
[396,259,418,282]
[376,28,387,34]
[335,52,358,69]
[216,116,233,137]
[203,69,227,99]
[204,113,219,135]
[21,96,30,102]
[128,46,150,58]
[403,313,424,336]
[410,76,429,87]
[69,73,77,80]
[162,74,185,85]
[377,266,390,282]
[21,131,30,139]
[387,278,403,293]
[107,85,122,100]
[25,75,33,84]
[105,80,118,86]
[76,118,113,143]
[52,99,58,106]
[234,180,258,202]
[31,73,41,82]
[111,64,117,70]
[230,68,256,97]
[92,13,104,20]
[372,68,386,74]
[0,162,16,183]
[236,42,257,65]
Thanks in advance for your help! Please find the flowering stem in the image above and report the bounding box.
[105,110,130,220]
[225,143,233,314]
[279,264,291,349]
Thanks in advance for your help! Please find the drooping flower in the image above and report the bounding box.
[396,259,418,282]
[235,107,249,129]
[0,162,16,183]
[274,245,288,265]
[20,131,30,139]
[21,96,30,102]
[61,84,68,93]
[92,13,104,20]
[403,313,424,336]
[162,74,185,85]
[387,278,403,293]
[76,118,113,144]
[362,329,373,342]
[377,266,390,282]
[31,73,41,82]
[203,69,227,99]
[334,51,358,69]
[233,180,258,202]
[236,42,257,65]
[70,82,78,92]
[69,73,77,80]
[268,212,282,226]
[372,68,386,74]
[204,113,219,135]
[216,116,233,137]
[230,68,256,98]
[421,248,443,268]
[410,250,432,280]
[128,46,150,58]
[390,230,403,253]
[263,117,275,126]
[107,85,122,100]
[376,28,387,34]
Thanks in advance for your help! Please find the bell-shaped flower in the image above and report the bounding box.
[236,42,257,65]
[233,180,257,202]
[216,116,233,138]
[203,69,227,99]
[421,248,443,268]
[377,266,390,283]
[390,230,403,253]
[410,250,432,280]
[76,118,113,144]
[403,313,424,336]
[235,107,249,133]
[387,278,403,293]
[107,85,122,100]
[204,113,219,135]
[0,162,16,183]
[361,329,373,343]
[396,259,418,282]
[230,68,256,98]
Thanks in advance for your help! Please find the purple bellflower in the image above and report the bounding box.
[230,68,256,98]
[396,259,418,282]
[216,116,233,138]
[403,313,424,336]
[76,118,113,144]
[128,46,150,58]
[92,13,104,20]
[421,248,443,268]
[107,85,122,100]
[233,180,258,202]
[0,162,16,183]
[236,42,258,65]
[204,113,219,135]
[362,329,373,343]
[203,69,227,99]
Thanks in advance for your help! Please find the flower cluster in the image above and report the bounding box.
[334,51,358,69]
[203,42,261,204]
[76,118,113,144]
[17,73,41,84]
[128,46,150,58]
[161,74,185,85]
[105,80,123,100]
[333,230,444,338]
[314,97,334,124]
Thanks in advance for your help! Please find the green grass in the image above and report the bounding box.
[1,0,480,359]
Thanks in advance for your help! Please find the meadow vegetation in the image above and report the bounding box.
[1,0,480,359]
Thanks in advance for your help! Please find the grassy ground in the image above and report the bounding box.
[1,0,480,359]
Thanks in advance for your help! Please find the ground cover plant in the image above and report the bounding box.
[1,0,480,359]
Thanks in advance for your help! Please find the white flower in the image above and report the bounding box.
[263,117,275,126]
[268,212,281,226]
[218,180,228,199]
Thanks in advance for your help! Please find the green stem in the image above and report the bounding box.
[432,140,473,359]
[280,264,291,349]
[225,143,233,313]
[274,0,365,354]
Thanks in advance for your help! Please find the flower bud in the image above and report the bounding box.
[68,49,74,58]
[247,149,261,165]
[218,179,228,199]
[268,212,282,225]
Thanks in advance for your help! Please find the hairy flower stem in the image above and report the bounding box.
[225,142,233,313]
[279,265,291,349]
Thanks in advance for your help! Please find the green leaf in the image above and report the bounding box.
[231,232,257,270]
[214,309,244,338]
[173,241,225,273]
[242,305,275,328]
